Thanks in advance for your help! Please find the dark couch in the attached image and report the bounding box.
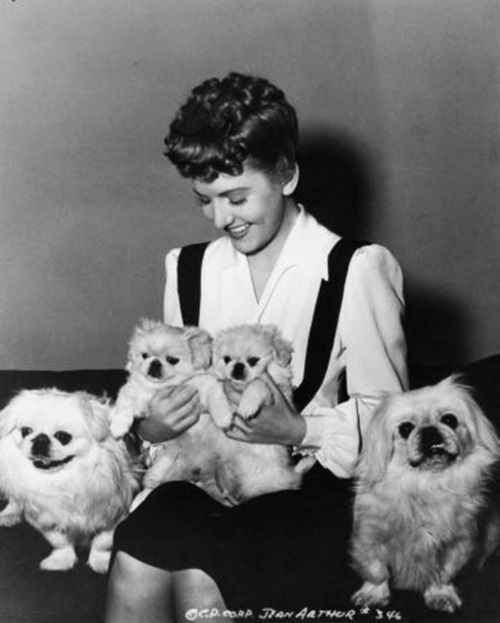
[0,360,499,623]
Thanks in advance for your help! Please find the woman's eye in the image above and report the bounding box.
[398,422,415,439]
[229,197,246,206]
[223,356,232,364]
[55,431,72,445]
[166,356,180,366]
[441,413,458,429]
[21,427,32,438]
[247,357,260,367]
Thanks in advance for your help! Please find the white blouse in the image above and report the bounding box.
[164,207,408,477]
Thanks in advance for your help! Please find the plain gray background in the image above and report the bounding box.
[1,0,499,370]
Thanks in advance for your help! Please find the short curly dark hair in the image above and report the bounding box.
[164,72,298,183]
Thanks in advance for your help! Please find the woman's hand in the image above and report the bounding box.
[225,373,306,446]
[137,384,201,443]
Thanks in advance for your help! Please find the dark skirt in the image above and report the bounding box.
[113,463,357,609]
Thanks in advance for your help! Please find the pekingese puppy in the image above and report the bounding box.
[0,389,139,573]
[350,376,500,613]
[136,324,312,507]
[213,323,296,419]
[109,319,233,439]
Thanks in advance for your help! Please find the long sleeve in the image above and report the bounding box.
[300,244,408,477]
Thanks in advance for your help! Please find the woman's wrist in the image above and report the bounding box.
[289,414,307,446]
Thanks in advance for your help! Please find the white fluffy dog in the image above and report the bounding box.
[109,319,233,439]
[135,323,310,506]
[351,376,500,613]
[0,389,138,573]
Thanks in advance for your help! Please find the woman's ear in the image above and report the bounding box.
[283,164,299,196]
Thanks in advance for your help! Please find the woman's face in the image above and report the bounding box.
[192,165,298,257]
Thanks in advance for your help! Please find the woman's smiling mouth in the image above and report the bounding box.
[226,223,251,239]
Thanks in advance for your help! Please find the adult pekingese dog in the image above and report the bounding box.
[0,389,139,573]
[133,323,311,507]
[351,376,500,613]
[109,319,233,439]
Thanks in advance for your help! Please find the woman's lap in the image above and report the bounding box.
[113,464,357,608]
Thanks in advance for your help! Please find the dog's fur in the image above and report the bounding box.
[136,323,310,507]
[351,376,500,612]
[109,319,233,439]
[0,389,139,573]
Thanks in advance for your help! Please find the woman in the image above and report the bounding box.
[105,72,408,622]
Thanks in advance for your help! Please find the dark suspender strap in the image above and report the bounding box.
[177,242,210,326]
[293,238,370,412]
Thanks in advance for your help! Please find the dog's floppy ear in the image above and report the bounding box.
[261,324,294,367]
[183,327,213,370]
[356,397,394,485]
[449,376,500,456]
[80,393,111,442]
[0,396,19,438]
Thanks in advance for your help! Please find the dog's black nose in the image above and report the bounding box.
[420,426,445,455]
[232,362,246,381]
[148,359,163,379]
[31,433,51,457]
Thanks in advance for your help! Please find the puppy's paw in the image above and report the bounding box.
[352,581,391,608]
[109,416,131,439]
[87,549,111,574]
[237,379,270,420]
[40,547,77,572]
[209,398,234,430]
[424,584,462,613]
[0,504,22,527]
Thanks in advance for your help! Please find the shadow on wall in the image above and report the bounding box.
[296,128,471,369]
[404,280,471,369]
[296,128,376,239]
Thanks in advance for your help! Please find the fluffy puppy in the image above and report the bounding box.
[351,376,500,613]
[213,324,295,418]
[0,389,138,573]
[109,319,233,438]
[139,324,310,507]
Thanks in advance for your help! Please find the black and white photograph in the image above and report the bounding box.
[1,1,499,622]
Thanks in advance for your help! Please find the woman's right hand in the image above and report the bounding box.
[137,384,201,443]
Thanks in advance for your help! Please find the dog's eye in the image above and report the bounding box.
[398,422,415,439]
[223,356,232,364]
[441,413,458,429]
[165,355,179,366]
[20,427,32,438]
[54,431,72,445]
[247,357,260,367]
[141,353,149,360]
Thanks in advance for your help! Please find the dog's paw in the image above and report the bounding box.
[109,417,130,439]
[87,549,111,574]
[351,581,391,608]
[40,547,77,572]
[210,401,234,430]
[0,510,22,527]
[424,584,462,613]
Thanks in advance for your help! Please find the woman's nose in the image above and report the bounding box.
[211,201,233,229]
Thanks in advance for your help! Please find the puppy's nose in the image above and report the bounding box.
[231,362,246,381]
[31,433,51,457]
[420,426,445,455]
[148,359,163,379]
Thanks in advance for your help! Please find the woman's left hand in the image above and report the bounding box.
[224,373,306,446]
